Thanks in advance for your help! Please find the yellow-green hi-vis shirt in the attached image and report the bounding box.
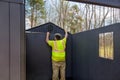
[47,38,66,62]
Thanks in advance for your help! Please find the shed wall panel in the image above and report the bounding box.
[0,2,9,80]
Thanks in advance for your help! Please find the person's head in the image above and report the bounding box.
[54,33,62,40]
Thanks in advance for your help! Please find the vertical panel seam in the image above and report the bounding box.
[20,4,22,80]
[20,3,25,80]
[9,2,11,80]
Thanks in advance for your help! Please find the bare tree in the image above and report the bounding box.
[26,0,46,28]
[26,0,120,32]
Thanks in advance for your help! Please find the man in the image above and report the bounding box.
[46,30,68,80]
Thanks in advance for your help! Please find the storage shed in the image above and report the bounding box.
[26,22,72,80]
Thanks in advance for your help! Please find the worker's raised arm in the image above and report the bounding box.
[46,32,50,43]
[64,29,68,38]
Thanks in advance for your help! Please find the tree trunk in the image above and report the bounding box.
[31,6,35,28]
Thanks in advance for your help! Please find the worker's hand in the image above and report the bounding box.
[47,32,50,35]
[64,29,67,33]
[64,29,68,38]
